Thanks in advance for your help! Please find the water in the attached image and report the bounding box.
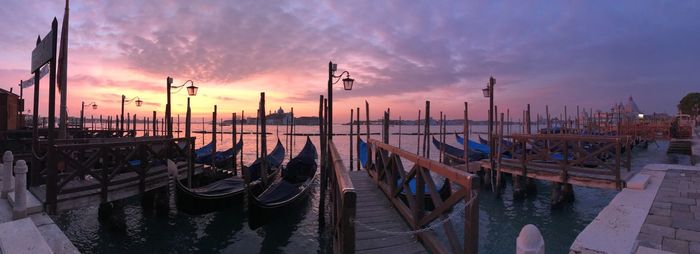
[52,123,681,253]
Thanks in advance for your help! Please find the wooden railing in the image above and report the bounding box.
[365,138,479,254]
[497,134,632,189]
[36,136,193,213]
[328,140,356,254]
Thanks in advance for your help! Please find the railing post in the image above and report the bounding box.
[465,181,480,254]
[13,160,28,219]
[342,190,356,253]
[615,140,622,190]
[2,151,14,199]
[516,224,544,254]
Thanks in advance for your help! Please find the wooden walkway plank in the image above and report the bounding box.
[349,171,427,253]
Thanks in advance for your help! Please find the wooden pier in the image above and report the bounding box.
[479,134,634,190]
[29,136,202,213]
[349,170,427,253]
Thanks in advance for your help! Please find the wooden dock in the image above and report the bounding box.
[349,171,427,254]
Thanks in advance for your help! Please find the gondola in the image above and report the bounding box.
[244,140,286,183]
[194,141,215,163]
[168,159,245,214]
[172,139,284,214]
[432,137,488,163]
[248,137,317,213]
[478,135,488,145]
[455,133,491,154]
[474,134,513,149]
[213,138,244,170]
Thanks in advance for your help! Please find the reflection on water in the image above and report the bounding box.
[52,124,679,253]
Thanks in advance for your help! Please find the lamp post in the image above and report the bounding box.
[326,61,354,141]
[80,101,97,129]
[483,76,496,187]
[166,77,197,137]
[121,95,143,131]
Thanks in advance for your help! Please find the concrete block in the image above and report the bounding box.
[628,174,650,190]
[8,190,43,215]
[0,217,53,254]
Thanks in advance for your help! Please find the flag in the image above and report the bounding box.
[57,0,69,94]
[20,65,49,88]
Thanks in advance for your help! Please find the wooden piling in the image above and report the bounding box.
[356,107,360,170]
[423,101,430,159]
[398,116,402,149]
[350,109,354,171]
[232,113,237,175]
[416,109,421,155]
[464,102,469,172]
[256,109,259,158]
[259,93,268,185]
[186,97,192,188]
[318,95,325,225]
[212,105,217,168]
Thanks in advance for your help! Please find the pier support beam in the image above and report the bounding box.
[562,183,575,202]
[551,183,575,208]
[2,151,15,198]
[513,175,526,199]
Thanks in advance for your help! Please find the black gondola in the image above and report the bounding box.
[213,138,243,170]
[244,139,286,184]
[171,140,284,214]
[249,137,317,213]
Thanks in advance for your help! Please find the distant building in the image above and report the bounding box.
[612,96,643,118]
[0,88,22,131]
[266,107,293,125]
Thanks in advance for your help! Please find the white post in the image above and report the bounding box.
[2,151,14,199]
[13,160,27,219]
[516,224,545,254]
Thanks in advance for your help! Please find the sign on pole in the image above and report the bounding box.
[31,30,55,73]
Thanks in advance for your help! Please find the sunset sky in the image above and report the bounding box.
[0,1,698,121]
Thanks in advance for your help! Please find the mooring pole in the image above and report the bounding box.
[318,95,326,225]
[233,113,237,175]
[416,109,421,155]
[350,109,354,171]
[212,105,217,168]
[356,107,360,170]
[464,102,469,171]
[185,97,192,188]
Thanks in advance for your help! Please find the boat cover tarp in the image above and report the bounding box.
[188,177,245,196]
[432,137,487,162]
[282,138,317,184]
[248,140,285,181]
[455,134,490,154]
[256,179,299,204]
[359,138,368,169]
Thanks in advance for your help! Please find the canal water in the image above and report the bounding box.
[52,123,680,253]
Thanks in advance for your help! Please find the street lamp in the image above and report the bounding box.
[484,76,496,187]
[80,101,98,129]
[166,77,198,137]
[327,61,354,141]
[121,95,143,131]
